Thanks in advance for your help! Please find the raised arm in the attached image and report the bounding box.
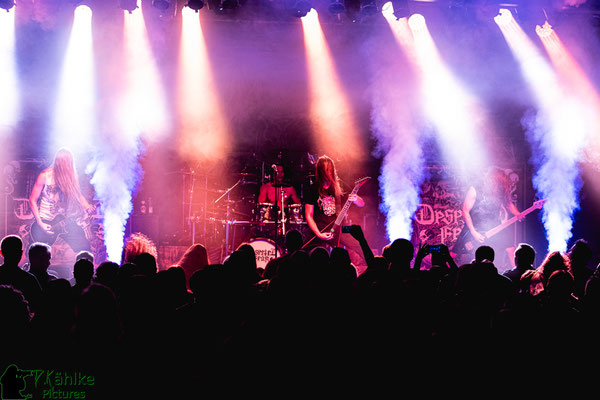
[462,186,484,243]
[29,171,52,232]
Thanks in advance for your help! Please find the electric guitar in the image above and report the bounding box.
[30,210,94,246]
[303,176,371,248]
[453,198,546,254]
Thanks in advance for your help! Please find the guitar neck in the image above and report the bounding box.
[484,203,540,238]
[332,186,361,228]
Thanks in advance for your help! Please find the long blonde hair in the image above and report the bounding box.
[52,148,85,211]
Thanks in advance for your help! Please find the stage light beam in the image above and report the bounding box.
[375,2,424,241]
[177,7,230,164]
[52,5,96,156]
[408,13,490,175]
[88,3,169,263]
[301,9,365,171]
[496,7,586,253]
[0,7,19,134]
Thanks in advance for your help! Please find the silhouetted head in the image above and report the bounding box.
[539,251,571,286]
[309,247,329,269]
[76,250,94,264]
[133,252,158,276]
[74,258,94,286]
[568,239,592,270]
[330,247,351,266]
[28,242,52,272]
[475,245,495,263]
[514,243,535,269]
[226,246,259,285]
[545,269,574,300]
[387,238,414,266]
[95,261,119,287]
[189,264,224,300]
[285,230,303,253]
[0,235,23,265]
[177,243,209,270]
[121,232,158,265]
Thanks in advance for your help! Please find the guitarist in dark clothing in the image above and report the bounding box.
[28,148,94,253]
[453,167,522,270]
[304,155,366,272]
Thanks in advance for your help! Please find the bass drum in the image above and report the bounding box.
[248,237,282,271]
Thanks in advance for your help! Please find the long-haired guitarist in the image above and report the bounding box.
[304,155,366,269]
[28,148,95,253]
[453,166,522,269]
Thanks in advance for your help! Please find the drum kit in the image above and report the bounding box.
[183,152,317,266]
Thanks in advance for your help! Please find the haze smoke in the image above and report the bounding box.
[522,101,586,252]
[87,136,144,263]
[369,38,424,241]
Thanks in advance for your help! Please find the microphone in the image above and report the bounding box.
[271,164,278,170]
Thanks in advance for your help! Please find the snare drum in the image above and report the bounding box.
[286,204,303,224]
[248,237,282,270]
[257,203,277,223]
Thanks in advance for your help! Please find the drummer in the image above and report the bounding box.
[258,164,301,210]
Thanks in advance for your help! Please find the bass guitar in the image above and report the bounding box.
[453,198,546,254]
[303,176,371,248]
[30,211,94,246]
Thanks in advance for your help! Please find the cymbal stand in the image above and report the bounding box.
[188,170,196,245]
[215,178,241,256]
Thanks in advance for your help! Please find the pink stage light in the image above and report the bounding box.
[408,12,490,174]
[537,25,600,217]
[375,2,424,241]
[177,7,230,164]
[89,2,169,263]
[301,9,364,170]
[120,4,169,142]
[0,7,19,136]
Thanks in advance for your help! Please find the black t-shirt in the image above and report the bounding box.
[305,184,342,231]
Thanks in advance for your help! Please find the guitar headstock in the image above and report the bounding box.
[354,176,371,187]
[534,198,547,209]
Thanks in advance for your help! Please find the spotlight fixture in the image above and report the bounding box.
[0,0,15,11]
[328,0,345,14]
[360,0,377,16]
[119,0,138,13]
[393,0,410,19]
[293,0,312,18]
[408,13,426,31]
[494,8,513,26]
[536,21,553,38]
[187,0,204,11]
[152,0,170,10]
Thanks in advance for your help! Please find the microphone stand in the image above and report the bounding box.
[271,165,279,258]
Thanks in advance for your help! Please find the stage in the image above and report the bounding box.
[1,0,600,273]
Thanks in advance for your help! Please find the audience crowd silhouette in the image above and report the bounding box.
[0,229,598,396]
